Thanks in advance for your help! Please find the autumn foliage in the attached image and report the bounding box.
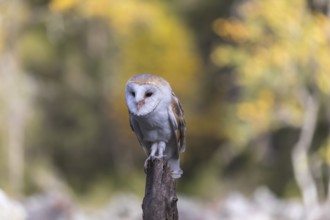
[0,0,329,208]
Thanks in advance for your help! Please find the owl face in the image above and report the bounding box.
[125,74,172,116]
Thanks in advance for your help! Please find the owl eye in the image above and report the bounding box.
[145,92,153,98]
[131,91,136,97]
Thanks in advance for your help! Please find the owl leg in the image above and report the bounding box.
[144,143,158,172]
[154,141,166,158]
[150,143,158,157]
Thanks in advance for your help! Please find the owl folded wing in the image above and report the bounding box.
[168,92,186,153]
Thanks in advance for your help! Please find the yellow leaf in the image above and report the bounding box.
[327,144,330,165]
[49,0,79,12]
[317,72,330,94]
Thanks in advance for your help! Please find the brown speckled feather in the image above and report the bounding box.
[170,92,186,153]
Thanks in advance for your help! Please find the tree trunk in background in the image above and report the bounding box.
[1,0,29,197]
[326,102,330,205]
[292,90,319,215]
[0,55,27,196]
[307,0,330,14]
[142,158,178,220]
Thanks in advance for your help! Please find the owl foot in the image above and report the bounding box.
[144,143,165,172]
[155,141,166,158]
[144,156,152,173]
[144,142,167,173]
[150,142,166,158]
[143,155,167,173]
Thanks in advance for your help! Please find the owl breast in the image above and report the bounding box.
[135,109,173,143]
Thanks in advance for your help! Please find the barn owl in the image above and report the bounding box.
[125,74,186,179]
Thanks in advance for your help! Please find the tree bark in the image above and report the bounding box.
[142,158,178,220]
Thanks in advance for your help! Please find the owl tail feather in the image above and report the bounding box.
[169,158,183,179]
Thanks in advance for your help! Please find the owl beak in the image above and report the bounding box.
[137,100,145,110]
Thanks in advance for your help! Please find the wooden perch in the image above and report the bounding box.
[142,158,178,220]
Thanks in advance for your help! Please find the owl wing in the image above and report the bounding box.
[168,92,186,153]
[129,113,149,155]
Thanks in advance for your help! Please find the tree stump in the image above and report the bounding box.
[142,158,178,220]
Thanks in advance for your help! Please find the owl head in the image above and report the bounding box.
[125,74,172,116]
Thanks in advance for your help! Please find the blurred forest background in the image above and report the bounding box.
[1,0,330,218]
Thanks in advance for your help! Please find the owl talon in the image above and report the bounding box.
[144,156,153,173]
[144,164,148,173]
[157,142,166,158]
[154,154,166,159]
[144,155,159,172]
